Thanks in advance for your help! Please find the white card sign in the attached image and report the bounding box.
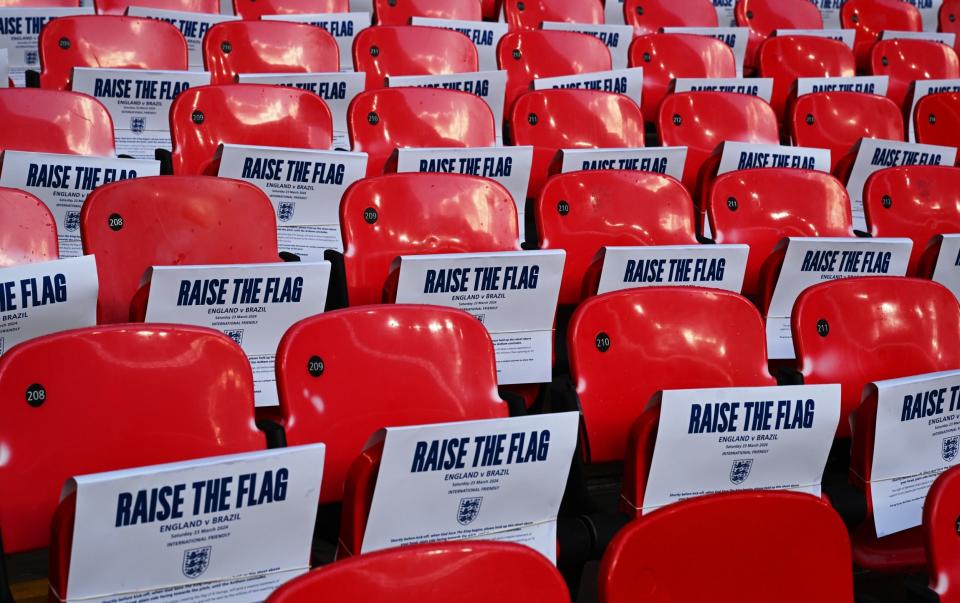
[716,142,831,175]
[59,445,326,603]
[216,144,368,259]
[932,234,960,300]
[125,8,239,71]
[661,27,749,76]
[807,0,844,29]
[559,147,688,182]
[881,29,956,45]
[845,139,956,231]
[0,255,97,357]
[262,13,372,72]
[542,22,633,69]
[765,237,912,359]
[796,76,890,97]
[533,68,643,107]
[594,245,749,295]
[0,49,9,88]
[640,384,841,514]
[410,17,508,72]
[673,77,773,102]
[775,28,855,48]
[604,0,625,24]
[0,7,93,86]
[868,370,960,537]
[0,151,160,258]
[143,262,330,407]
[908,79,960,142]
[713,0,737,26]
[360,413,579,563]
[394,250,564,385]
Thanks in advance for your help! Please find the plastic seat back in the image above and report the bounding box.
[600,492,854,603]
[914,91,960,147]
[348,88,496,177]
[736,0,823,73]
[871,39,960,111]
[630,33,737,121]
[170,84,333,175]
[0,324,264,553]
[536,170,697,305]
[38,16,188,90]
[794,277,960,438]
[926,465,960,602]
[267,542,569,603]
[658,91,779,192]
[759,36,855,121]
[569,288,775,464]
[864,166,960,276]
[232,0,347,19]
[942,0,960,35]
[841,0,922,68]
[339,173,520,306]
[353,25,478,90]
[0,89,115,156]
[276,305,508,503]
[497,30,612,113]
[95,0,217,14]
[708,169,854,299]
[203,21,339,85]
[623,0,717,36]
[790,92,905,173]
[503,0,603,29]
[0,188,58,267]
[80,176,279,323]
[374,0,482,25]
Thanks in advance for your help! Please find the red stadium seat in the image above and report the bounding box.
[707,168,854,302]
[169,84,333,175]
[0,324,265,557]
[622,0,717,36]
[95,0,217,14]
[736,0,822,74]
[38,16,188,91]
[497,30,611,113]
[871,39,960,111]
[509,89,645,198]
[657,91,779,193]
[338,173,519,306]
[203,21,339,85]
[0,89,115,156]
[0,188,58,267]
[926,465,960,600]
[841,0,922,69]
[80,176,280,323]
[599,492,854,603]
[232,0,348,19]
[347,88,496,177]
[535,170,697,305]
[793,277,960,439]
[790,92,905,173]
[942,0,960,35]
[373,0,482,25]
[914,91,960,147]
[759,36,856,122]
[629,33,737,122]
[502,0,603,30]
[276,305,508,504]
[353,25,478,90]
[268,542,568,603]
[863,165,960,277]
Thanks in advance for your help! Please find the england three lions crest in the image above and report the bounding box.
[277,202,296,223]
[129,116,146,134]
[63,211,80,233]
[943,437,959,462]
[457,497,483,526]
[223,329,244,346]
[729,459,754,485]
[182,546,211,579]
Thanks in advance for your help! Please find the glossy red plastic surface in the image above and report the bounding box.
[658,91,779,192]
[790,92,905,173]
[276,306,508,503]
[914,91,960,147]
[569,288,775,463]
[622,0,717,36]
[169,84,333,175]
[871,39,960,111]
[536,170,697,305]
[339,173,519,306]
[203,21,339,85]
[38,16,188,90]
[0,324,264,553]
[736,0,822,73]
[353,25,478,89]
[629,33,737,121]
[267,542,569,602]
[841,0,922,68]
[793,277,960,438]
[926,465,960,600]
[759,35,855,121]
[599,492,854,603]
[497,30,612,113]
[503,0,602,29]
[708,169,854,299]
[80,176,279,323]
[0,188,58,267]
[0,89,115,156]
[373,0,481,25]
[348,87,496,177]
[942,0,960,35]
[95,0,216,14]
[232,0,347,19]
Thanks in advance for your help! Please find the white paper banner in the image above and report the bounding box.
[410,17,508,72]
[61,444,326,603]
[641,384,841,514]
[716,142,831,175]
[0,49,9,88]
[673,77,773,103]
[541,21,632,69]
[808,0,843,29]
[881,29,955,45]
[262,13,371,72]
[775,28,855,49]
[595,245,748,294]
[361,413,579,563]
[533,68,643,108]
[932,234,960,300]
[796,75,890,97]
[559,147,688,182]
[662,27,749,77]
[126,7,239,71]
[908,79,960,142]
[0,7,93,86]
[0,151,160,258]
[394,250,563,385]
[713,0,737,26]
[604,0,625,24]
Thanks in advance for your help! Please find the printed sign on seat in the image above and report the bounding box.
[0,187,58,267]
